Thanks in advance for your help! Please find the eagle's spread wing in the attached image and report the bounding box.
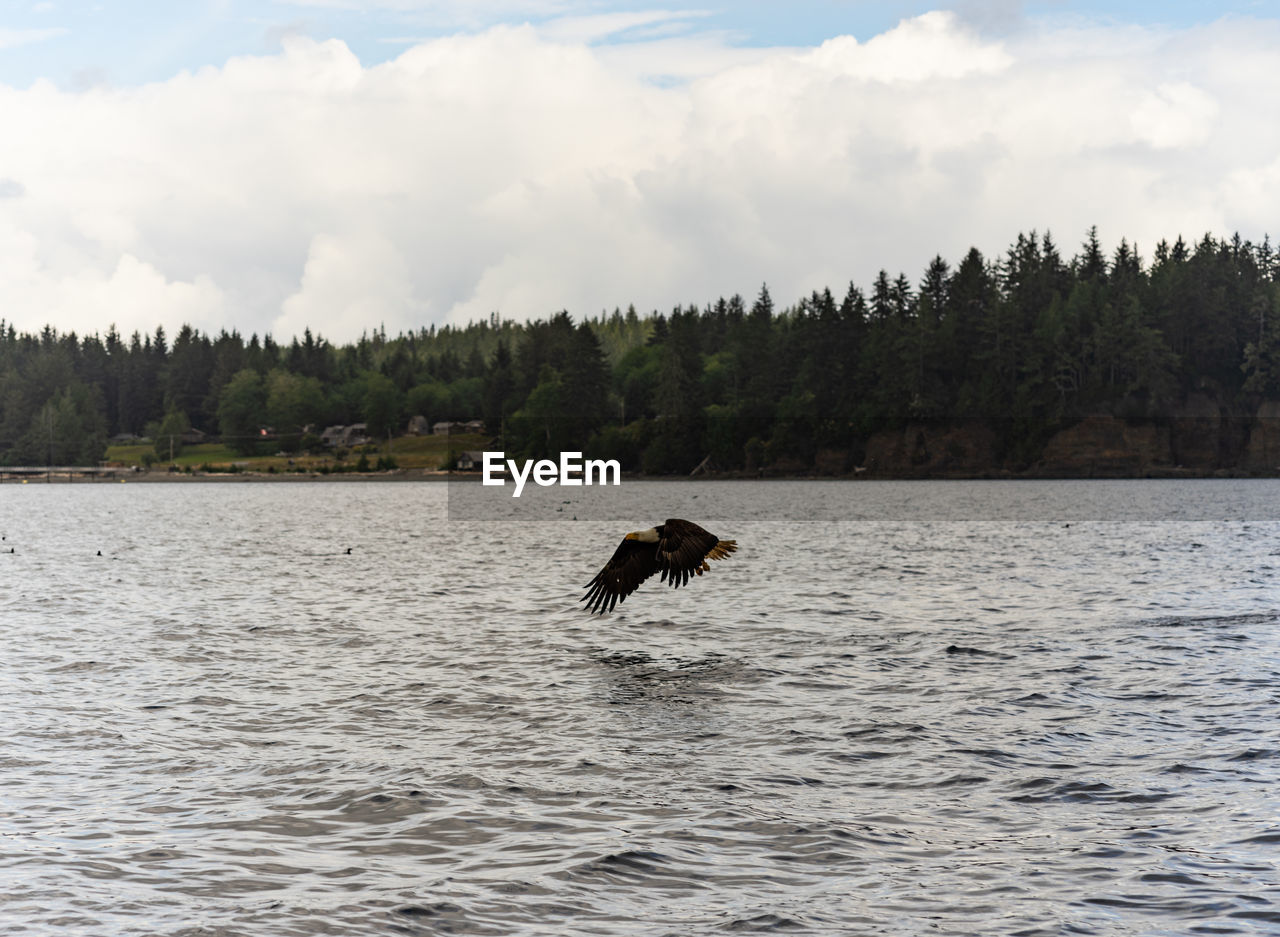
[658,518,738,588]
[581,538,659,614]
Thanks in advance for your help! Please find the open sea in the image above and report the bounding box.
[1,478,1278,936]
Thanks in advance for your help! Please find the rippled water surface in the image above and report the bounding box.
[2,479,1279,935]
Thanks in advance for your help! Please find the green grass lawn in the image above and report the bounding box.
[387,433,490,468]
[105,434,491,473]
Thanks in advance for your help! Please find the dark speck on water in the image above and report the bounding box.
[1,479,1279,936]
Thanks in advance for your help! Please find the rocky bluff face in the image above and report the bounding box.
[851,394,1280,478]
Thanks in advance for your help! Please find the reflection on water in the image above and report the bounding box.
[1,480,1278,935]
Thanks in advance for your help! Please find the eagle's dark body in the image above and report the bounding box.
[581,518,737,614]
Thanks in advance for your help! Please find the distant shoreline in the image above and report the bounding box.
[3,467,1275,484]
[0,468,447,484]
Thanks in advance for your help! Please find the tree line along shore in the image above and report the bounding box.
[3,227,1280,478]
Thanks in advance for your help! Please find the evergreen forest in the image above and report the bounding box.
[2,228,1279,473]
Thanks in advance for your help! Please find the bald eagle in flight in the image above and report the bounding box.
[581,518,737,614]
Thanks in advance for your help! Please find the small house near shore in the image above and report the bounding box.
[433,419,485,435]
[320,423,370,448]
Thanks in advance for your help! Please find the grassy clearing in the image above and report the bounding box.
[104,434,490,473]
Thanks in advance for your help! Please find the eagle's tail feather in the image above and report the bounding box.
[707,539,737,561]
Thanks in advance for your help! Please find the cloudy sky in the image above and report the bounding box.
[1,1,1278,344]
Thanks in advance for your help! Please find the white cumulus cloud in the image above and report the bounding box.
[1,11,1277,343]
